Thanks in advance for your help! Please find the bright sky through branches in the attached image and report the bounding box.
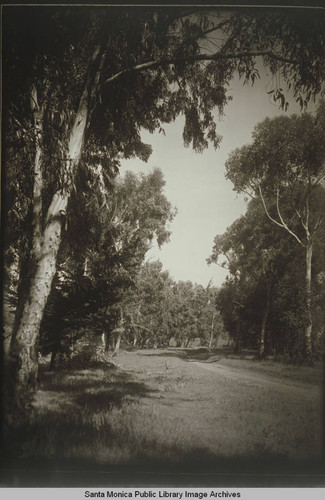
[120,67,312,287]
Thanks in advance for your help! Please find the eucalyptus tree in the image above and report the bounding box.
[4,5,325,401]
[88,170,175,351]
[225,105,325,358]
[189,283,221,348]
[209,198,294,356]
[40,168,175,360]
[121,260,175,348]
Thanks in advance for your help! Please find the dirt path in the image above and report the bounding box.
[190,360,322,399]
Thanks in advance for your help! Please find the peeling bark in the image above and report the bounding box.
[8,40,105,405]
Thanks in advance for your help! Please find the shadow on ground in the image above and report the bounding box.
[37,361,155,408]
[2,362,157,465]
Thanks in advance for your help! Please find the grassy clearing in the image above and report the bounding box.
[3,348,324,480]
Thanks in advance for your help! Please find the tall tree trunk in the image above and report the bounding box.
[234,321,241,354]
[9,90,89,407]
[305,241,313,359]
[259,283,271,358]
[209,313,216,349]
[113,332,121,355]
[102,331,110,351]
[9,214,63,400]
[9,86,44,356]
[50,346,59,371]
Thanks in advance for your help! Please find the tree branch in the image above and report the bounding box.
[312,216,323,235]
[312,170,325,188]
[275,187,304,246]
[201,19,231,37]
[259,185,285,229]
[294,207,308,232]
[130,322,152,333]
[208,256,230,271]
[104,50,297,87]
[258,185,304,247]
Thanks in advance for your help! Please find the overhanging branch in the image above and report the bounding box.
[104,50,297,87]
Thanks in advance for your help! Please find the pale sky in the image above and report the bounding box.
[120,68,309,287]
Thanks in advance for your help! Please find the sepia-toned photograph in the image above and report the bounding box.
[1,0,324,488]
